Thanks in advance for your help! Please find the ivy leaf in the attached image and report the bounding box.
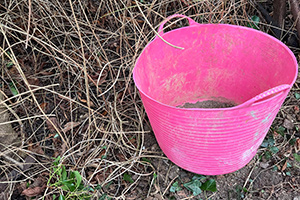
[191,175,206,181]
[251,15,260,23]
[247,15,260,29]
[200,179,217,192]
[264,151,272,160]
[269,146,279,154]
[276,126,285,136]
[295,92,300,100]
[170,181,181,193]
[183,179,202,196]
[261,136,274,148]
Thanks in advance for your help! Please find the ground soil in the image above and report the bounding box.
[177,99,237,108]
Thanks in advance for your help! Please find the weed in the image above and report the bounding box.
[48,156,92,200]
[123,173,134,183]
[261,135,280,160]
[170,181,181,193]
[247,15,260,29]
[170,175,217,197]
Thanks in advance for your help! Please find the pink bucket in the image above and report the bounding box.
[133,14,298,175]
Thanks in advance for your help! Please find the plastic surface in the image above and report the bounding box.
[133,15,298,175]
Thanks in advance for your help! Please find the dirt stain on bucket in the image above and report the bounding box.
[177,98,237,109]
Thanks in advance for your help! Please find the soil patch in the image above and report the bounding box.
[177,100,237,108]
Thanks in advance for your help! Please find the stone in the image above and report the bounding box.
[283,118,294,130]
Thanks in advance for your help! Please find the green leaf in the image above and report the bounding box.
[264,151,272,160]
[191,175,206,181]
[99,194,108,200]
[261,136,274,148]
[141,158,151,163]
[153,172,157,180]
[252,16,260,23]
[6,62,14,67]
[200,179,217,192]
[123,173,134,183]
[247,15,260,29]
[276,126,285,136]
[95,184,102,190]
[77,183,85,191]
[289,138,296,145]
[87,186,94,192]
[286,171,291,176]
[58,194,65,200]
[72,171,82,188]
[183,179,202,196]
[53,156,61,166]
[105,181,112,189]
[61,180,76,192]
[170,181,182,193]
[57,167,62,176]
[70,171,82,188]
[294,153,300,162]
[269,146,279,154]
[61,166,67,181]
[9,82,18,96]
[295,92,300,100]
[52,194,56,200]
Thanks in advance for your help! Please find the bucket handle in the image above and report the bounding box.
[158,14,198,36]
[236,84,291,108]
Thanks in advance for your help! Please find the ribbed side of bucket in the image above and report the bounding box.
[140,92,287,175]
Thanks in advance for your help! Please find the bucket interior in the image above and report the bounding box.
[133,25,297,107]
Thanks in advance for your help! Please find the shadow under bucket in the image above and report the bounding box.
[133,14,298,175]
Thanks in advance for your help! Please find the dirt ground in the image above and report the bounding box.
[0,0,299,200]
[142,129,300,200]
